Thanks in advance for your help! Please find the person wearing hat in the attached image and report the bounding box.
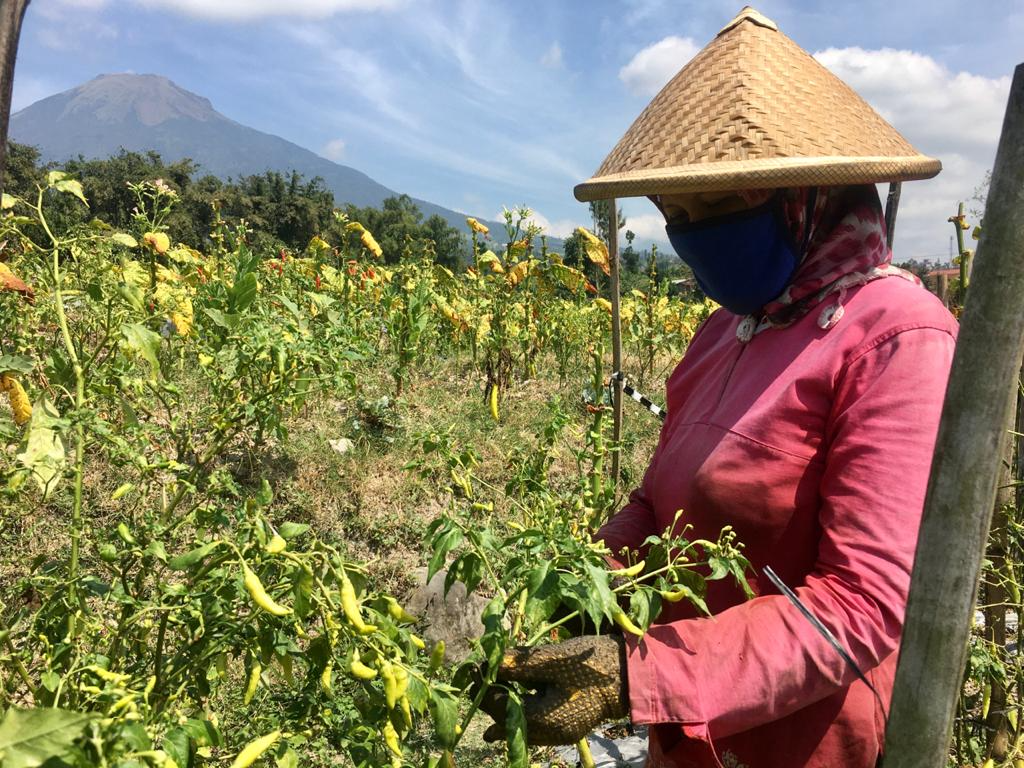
[479,7,959,767]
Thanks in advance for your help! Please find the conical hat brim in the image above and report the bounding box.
[575,7,940,202]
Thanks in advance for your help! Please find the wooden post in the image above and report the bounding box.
[884,181,902,251]
[608,198,623,487]
[982,412,1014,761]
[937,273,949,307]
[0,0,30,198]
[882,63,1024,768]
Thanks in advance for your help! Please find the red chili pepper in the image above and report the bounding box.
[314,274,322,290]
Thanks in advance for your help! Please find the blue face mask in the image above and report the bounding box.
[665,198,800,315]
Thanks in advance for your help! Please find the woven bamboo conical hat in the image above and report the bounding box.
[574,6,940,202]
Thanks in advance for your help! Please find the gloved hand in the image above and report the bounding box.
[479,634,628,745]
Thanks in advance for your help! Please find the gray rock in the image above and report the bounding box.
[553,726,648,768]
[406,567,489,662]
[328,437,355,455]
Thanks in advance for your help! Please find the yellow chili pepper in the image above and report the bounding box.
[229,730,281,768]
[383,721,402,758]
[321,660,334,696]
[612,607,645,638]
[266,534,287,554]
[243,662,262,704]
[242,563,292,617]
[339,571,377,634]
[609,560,645,578]
[489,383,499,422]
[381,661,398,709]
[386,597,416,623]
[409,633,426,650]
[428,641,446,672]
[400,695,413,730]
[393,665,409,700]
[350,657,378,680]
[659,588,688,603]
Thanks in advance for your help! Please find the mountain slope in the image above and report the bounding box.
[9,73,503,236]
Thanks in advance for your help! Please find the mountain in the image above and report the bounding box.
[9,73,507,238]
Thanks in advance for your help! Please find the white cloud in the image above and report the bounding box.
[813,47,1009,261]
[540,42,563,68]
[47,0,110,8]
[134,0,400,21]
[619,36,699,97]
[321,138,346,161]
[620,212,667,243]
[506,210,579,240]
[814,48,1009,154]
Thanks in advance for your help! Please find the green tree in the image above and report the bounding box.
[422,213,467,270]
[621,229,639,273]
[588,199,626,244]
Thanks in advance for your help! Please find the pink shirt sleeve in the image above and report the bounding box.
[624,326,955,739]
[598,316,719,565]
[598,456,660,567]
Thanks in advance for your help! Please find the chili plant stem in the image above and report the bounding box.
[578,737,596,768]
[38,192,88,621]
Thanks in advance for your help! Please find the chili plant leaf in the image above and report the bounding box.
[583,561,617,628]
[121,322,162,379]
[523,562,561,627]
[0,706,94,768]
[505,689,528,768]
[16,395,66,500]
[428,689,459,750]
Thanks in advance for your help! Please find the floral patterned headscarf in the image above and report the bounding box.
[733,185,921,342]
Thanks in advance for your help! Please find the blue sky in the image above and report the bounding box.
[11,0,1022,262]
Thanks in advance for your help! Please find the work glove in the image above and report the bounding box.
[479,634,628,745]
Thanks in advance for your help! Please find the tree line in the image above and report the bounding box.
[2,141,690,290]
[1,142,471,268]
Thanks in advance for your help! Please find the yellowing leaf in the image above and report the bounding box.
[1,375,32,426]
[576,227,611,276]
[549,262,587,293]
[121,323,162,379]
[594,297,612,313]
[17,395,66,499]
[49,172,87,206]
[466,217,489,235]
[307,235,331,255]
[111,232,138,248]
[478,251,504,274]
[506,260,533,287]
[0,262,34,300]
[360,230,383,258]
[142,232,170,254]
[2,193,16,209]
[507,238,529,259]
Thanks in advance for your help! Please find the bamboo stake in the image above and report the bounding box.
[882,63,1024,768]
[608,199,623,488]
[0,0,30,199]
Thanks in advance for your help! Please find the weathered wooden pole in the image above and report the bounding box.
[884,181,902,251]
[608,198,623,487]
[882,63,1024,767]
[0,0,30,198]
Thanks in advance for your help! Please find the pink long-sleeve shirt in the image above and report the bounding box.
[597,276,958,768]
